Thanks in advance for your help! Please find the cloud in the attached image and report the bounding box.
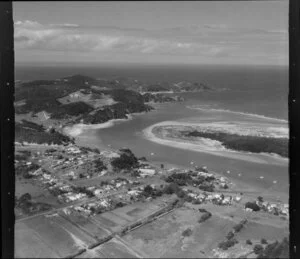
[14,20,203,55]
[14,20,288,65]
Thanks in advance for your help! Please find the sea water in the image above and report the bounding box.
[16,64,289,199]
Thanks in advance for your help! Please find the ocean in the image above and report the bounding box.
[15,64,289,200]
[15,64,288,120]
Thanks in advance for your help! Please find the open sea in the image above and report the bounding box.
[16,64,289,200]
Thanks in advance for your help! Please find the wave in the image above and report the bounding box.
[186,105,288,123]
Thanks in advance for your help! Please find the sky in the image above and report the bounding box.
[13,1,288,66]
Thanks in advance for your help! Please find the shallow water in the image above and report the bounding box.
[93,102,288,198]
[17,65,289,198]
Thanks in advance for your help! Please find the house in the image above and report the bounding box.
[94,189,104,196]
[235,196,242,202]
[245,208,253,212]
[220,177,226,182]
[213,194,222,199]
[139,169,156,176]
[222,197,231,205]
[99,199,110,208]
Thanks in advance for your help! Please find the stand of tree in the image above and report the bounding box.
[15,120,73,145]
[184,130,288,157]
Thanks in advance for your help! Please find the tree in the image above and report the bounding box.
[218,239,238,250]
[143,185,154,197]
[257,196,264,202]
[198,212,212,223]
[245,201,260,211]
[254,244,264,255]
[49,128,56,134]
[182,228,192,237]
[246,239,252,245]
[19,193,32,203]
[111,152,138,170]
[257,238,289,259]
[233,223,244,233]
[261,238,268,245]
[226,231,234,240]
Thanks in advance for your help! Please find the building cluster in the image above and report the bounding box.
[71,198,114,216]
[63,184,161,217]
[184,188,241,206]
[255,200,289,216]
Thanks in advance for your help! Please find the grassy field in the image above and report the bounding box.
[235,221,289,241]
[98,238,139,258]
[15,222,60,258]
[111,202,161,222]
[59,211,111,241]
[93,212,130,232]
[119,204,287,258]
[74,238,139,258]
[16,214,95,257]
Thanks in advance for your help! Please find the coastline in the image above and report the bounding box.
[142,122,288,166]
[61,106,288,203]
[63,118,131,137]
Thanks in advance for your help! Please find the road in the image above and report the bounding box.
[16,184,145,223]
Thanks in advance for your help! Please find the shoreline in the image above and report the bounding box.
[186,105,288,123]
[142,122,288,166]
[63,118,130,137]
[61,107,288,202]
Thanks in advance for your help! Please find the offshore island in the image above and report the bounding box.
[15,75,289,258]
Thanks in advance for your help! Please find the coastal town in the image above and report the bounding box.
[15,137,289,258]
[13,73,289,258]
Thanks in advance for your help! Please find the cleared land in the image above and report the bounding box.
[15,214,94,257]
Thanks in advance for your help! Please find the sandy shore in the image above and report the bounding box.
[63,118,130,137]
[142,121,288,166]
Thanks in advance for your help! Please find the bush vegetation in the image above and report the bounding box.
[15,163,40,179]
[184,130,288,157]
[111,149,139,170]
[199,183,215,192]
[218,238,238,250]
[256,237,289,258]
[245,202,261,211]
[15,120,73,145]
[198,211,212,223]
[15,193,52,215]
[49,102,93,119]
[246,239,253,245]
[233,219,247,233]
[254,244,264,255]
[72,186,95,198]
[165,172,193,186]
[182,228,193,237]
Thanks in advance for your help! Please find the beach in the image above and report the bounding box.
[142,121,289,166]
[62,105,289,203]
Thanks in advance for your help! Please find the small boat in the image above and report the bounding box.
[259,176,264,179]
[190,161,194,165]
[273,180,277,184]
[226,171,230,174]
[150,152,154,156]
[238,173,241,177]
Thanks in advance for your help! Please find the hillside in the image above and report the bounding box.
[14,74,211,135]
[15,120,73,145]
